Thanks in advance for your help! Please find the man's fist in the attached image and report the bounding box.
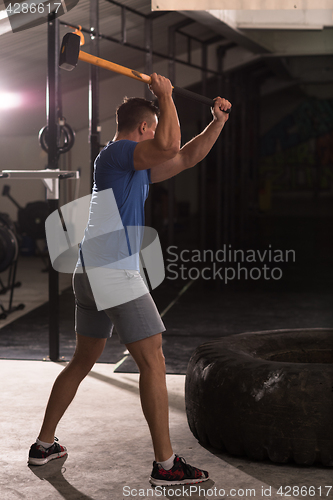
[149,73,173,99]
[212,97,232,124]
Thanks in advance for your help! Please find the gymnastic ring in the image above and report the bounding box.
[38,123,75,154]
[185,328,333,466]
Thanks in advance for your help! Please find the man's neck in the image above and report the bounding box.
[113,130,140,142]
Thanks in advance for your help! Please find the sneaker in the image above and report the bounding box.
[149,455,209,486]
[28,437,67,466]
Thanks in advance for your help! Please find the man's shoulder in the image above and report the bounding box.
[97,140,138,173]
[99,139,136,160]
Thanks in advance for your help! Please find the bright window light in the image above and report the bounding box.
[0,92,22,109]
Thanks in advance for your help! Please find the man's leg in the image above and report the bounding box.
[38,333,106,443]
[125,333,173,463]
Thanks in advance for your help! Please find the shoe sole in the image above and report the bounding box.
[28,450,67,466]
[149,475,209,487]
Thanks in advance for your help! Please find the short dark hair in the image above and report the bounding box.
[116,97,159,133]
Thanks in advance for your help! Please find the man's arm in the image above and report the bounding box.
[150,97,231,183]
[134,74,181,171]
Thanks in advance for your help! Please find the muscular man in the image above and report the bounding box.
[28,73,231,486]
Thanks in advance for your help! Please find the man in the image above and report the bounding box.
[28,73,231,486]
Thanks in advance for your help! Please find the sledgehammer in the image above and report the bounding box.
[59,33,231,112]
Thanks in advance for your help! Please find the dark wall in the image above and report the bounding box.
[150,72,333,294]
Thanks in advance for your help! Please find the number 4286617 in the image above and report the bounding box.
[6,3,62,14]
[277,486,332,496]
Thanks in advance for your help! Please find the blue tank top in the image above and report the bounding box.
[78,140,151,271]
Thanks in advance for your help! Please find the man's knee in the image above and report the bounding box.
[126,333,166,373]
[142,356,165,376]
[73,334,106,366]
[138,346,165,373]
[151,347,166,370]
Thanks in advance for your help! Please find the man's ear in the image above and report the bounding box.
[139,121,147,135]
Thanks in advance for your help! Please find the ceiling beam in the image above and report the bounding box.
[180,10,271,54]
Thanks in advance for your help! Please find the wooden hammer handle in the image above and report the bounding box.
[78,51,151,83]
[78,51,231,112]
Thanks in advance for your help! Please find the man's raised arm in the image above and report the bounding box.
[134,74,181,171]
[150,96,231,183]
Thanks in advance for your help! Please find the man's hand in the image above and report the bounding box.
[211,97,232,125]
[149,73,173,99]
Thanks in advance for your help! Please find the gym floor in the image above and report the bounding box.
[0,253,333,500]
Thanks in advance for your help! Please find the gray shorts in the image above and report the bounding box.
[72,267,165,344]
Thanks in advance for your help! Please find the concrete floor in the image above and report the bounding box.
[1,359,333,500]
[1,257,332,500]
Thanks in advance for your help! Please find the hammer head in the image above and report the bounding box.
[59,33,80,71]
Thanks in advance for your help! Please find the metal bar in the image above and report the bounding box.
[167,179,175,247]
[89,0,100,187]
[176,31,203,45]
[59,21,91,33]
[247,76,259,245]
[144,17,153,100]
[216,48,223,253]
[144,16,153,227]
[167,25,176,248]
[244,79,250,243]
[168,25,175,83]
[229,73,236,244]
[244,76,251,243]
[200,43,208,251]
[223,75,231,246]
[176,30,221,46]
[173,18,194,32]
[47,15,59,171]
[105,0,146,18]
[47,12,60,362]
[59,21,221,76]
[105,0,168,20]
[239,73,247,243]
[251,77,260,246]
[121,5,126,44]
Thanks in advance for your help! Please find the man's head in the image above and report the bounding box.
[116,97,159,139]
